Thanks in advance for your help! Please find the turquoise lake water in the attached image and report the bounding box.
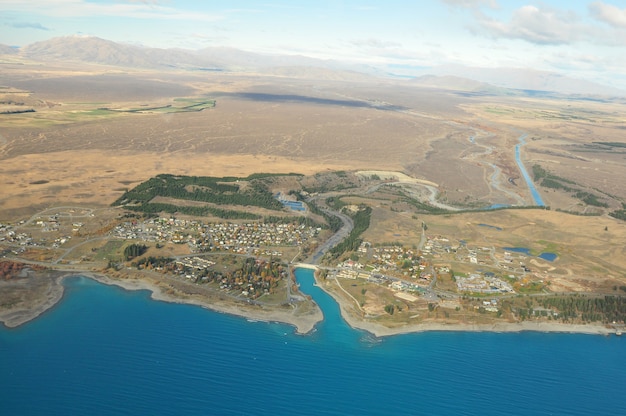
[1,269,625,415]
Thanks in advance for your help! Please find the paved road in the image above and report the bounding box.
[306,196,354,265]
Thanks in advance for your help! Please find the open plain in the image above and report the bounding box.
[2,58,626,220]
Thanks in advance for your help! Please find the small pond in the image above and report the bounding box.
[505,247,557,262]
[504,247,531,255]
[538,252,558,262]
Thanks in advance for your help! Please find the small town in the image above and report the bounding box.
[1,209,537,303]
[1,198,624,331]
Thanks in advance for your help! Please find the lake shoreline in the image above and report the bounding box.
[0,270,67,330]
[310,271,616,337]
[0,271,323,335]
[0,268,617,337]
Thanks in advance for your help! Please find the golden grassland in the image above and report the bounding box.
[2,61,626,221]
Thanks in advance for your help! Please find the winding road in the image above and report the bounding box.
[306,196,354,265]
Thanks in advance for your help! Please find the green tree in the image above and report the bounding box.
[124,243,147,261]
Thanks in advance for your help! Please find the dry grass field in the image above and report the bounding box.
[1,58,626,225]
[462,98,626,208]
[360,202,626,290]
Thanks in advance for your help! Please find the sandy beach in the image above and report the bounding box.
[342,314,614,337]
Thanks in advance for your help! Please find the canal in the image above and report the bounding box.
[515,133,545,206]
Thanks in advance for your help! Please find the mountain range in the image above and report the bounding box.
[1,35,623,97]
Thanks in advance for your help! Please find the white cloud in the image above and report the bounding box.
[126,0,162,4]
[589,1,626,28]
[350,38,402,48]
[440,0,498,9]
[3,19,51,31]
[475,5,593,45]
[0,0,224,22]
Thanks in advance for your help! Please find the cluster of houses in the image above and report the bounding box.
[423,235,539,285]
[476,299,499,312]
[456,273,514,294]
[390,279,422,293]
[113,217,320,254]
[334,262,423,297]
[335,241,430,300]
[356,242,432,279]
[174,256,216,274]
[1,214,81,250]
[336,234,520,300]
[1,229,32,245]
[33,215,61,232]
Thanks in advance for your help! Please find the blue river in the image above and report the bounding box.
[1,270,624,415]
[515,133,545,206]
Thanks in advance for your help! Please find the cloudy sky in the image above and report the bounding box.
[1,0,626,88]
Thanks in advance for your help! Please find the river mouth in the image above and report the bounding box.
[294,268,380,344]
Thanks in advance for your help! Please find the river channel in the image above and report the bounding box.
[515,133,545,206]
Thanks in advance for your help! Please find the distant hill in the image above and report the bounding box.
[262,66,376,82]
[14,36,364,77]
[19,36,219,69]
[408,75,516,95]
[196,46,327,70]
[13,36,380,82]
[409,65,625,97]
[7,36,625,96]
